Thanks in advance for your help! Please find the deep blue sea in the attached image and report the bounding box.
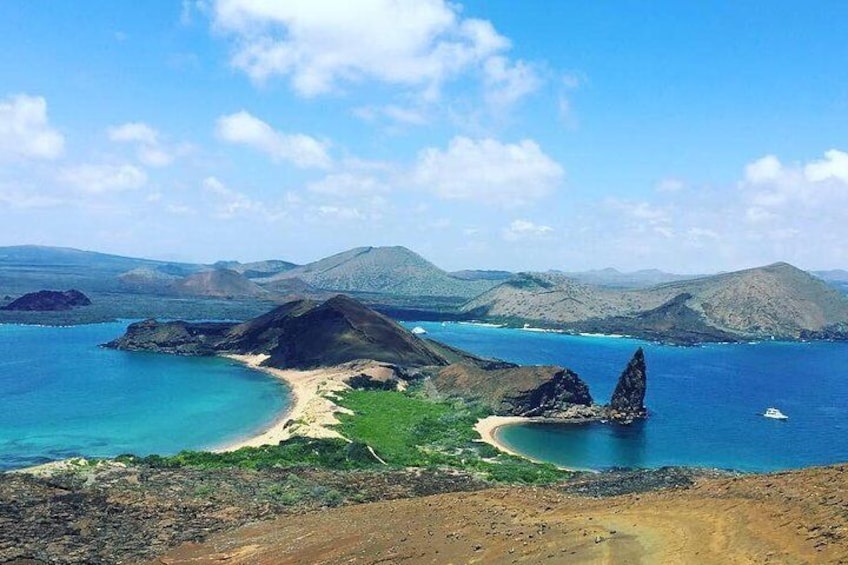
[404,322,848,472]
[0,322,290,471]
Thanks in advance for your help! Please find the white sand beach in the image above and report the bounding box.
[216,354,355,451]
[473,415,533,458]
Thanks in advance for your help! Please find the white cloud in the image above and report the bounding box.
[203,175,263,219]
[307,172,388,197]
[483,56,540,109]
[502,219,553,241]
[316,205,365,221]
[210,0,536,105]
[0,94,64,160]
[744,154,784,184]
[108,122,158,145]
[59,164,147,193]
[804,149,848,184]
[108,121,181,167]
[413,136,563,206]
[215,110,331,169]
[137,146,175,167]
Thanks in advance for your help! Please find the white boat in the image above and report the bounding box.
[411,326,427,335]
[763,407,788,420]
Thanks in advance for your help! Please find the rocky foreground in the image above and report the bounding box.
[2,462,847,564]
[157,464,848,565]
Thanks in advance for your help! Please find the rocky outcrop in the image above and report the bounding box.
[432,364,599,418]
[1,289,91,311]
[608,348,647,424]
[106,319,232,355]
[106,295,449,370]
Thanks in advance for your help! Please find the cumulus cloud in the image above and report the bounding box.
[210,0,538,106]
[59,164,147,193]
[502,219,553,241]
[804,149,848,184]
[0,94,64,160]
[413,136,563,206]
[215,110,331,169]
[744,154,785,185]
[107,121,187,167]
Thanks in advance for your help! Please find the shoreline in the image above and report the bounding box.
[474,416,589,472]
[214,354,352,451]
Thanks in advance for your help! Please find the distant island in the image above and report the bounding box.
[2,244,848,344]
[1,289,91,311]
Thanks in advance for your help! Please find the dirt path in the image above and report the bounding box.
[154,465,848,565]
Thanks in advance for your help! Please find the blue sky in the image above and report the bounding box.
[1,1,847,272]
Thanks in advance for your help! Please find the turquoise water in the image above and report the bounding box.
[0,322,290,470]
[406,322,848,472]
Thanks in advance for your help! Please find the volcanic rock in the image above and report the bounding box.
[608,348,647,424]
[0,289,91,311]
[432,364,597,418]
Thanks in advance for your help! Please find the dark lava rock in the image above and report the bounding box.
[1,289,91,311]
[608,348,647,424]
[560,466,734,498]
[0,463,489,565]
[432,364,597,418]
[104,319,233,355]
[105,294,450,370]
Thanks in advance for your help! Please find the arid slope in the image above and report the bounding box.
[156,464,848,565]
[464,262,848,340]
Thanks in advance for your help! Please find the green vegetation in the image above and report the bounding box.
[332,389,569,484]
[116,436,382,471]
[116,389,570,485]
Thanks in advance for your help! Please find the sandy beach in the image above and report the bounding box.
[474,415,534,458]
[216,354,355,451]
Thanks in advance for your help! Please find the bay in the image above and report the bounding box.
[0,322,289,470]
[406,322,848,472]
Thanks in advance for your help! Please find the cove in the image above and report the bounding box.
[407,322,848,472]
[0,322,290,470]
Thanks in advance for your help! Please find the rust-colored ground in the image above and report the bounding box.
[154,465,848,564]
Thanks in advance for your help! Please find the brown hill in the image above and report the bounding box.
[259,246,498,298]
[463,262,848,341]
[172,269,269,299]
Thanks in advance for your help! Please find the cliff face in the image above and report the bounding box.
[432,364,599,418]
[608,348,648,424]
[1,289,91,311]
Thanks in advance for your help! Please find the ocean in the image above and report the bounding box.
[405,322,848,472]
[3,320,847,473]
[0,322,290,471]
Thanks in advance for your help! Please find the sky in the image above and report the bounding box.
[1,1,847,273]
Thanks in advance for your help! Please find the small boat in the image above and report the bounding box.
[411,326,427,336]
[763,407,788,420]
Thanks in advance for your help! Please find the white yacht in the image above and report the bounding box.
[411,326,427,336]
[763,407,788,420]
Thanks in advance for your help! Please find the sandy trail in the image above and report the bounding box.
[154,465,848,564]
